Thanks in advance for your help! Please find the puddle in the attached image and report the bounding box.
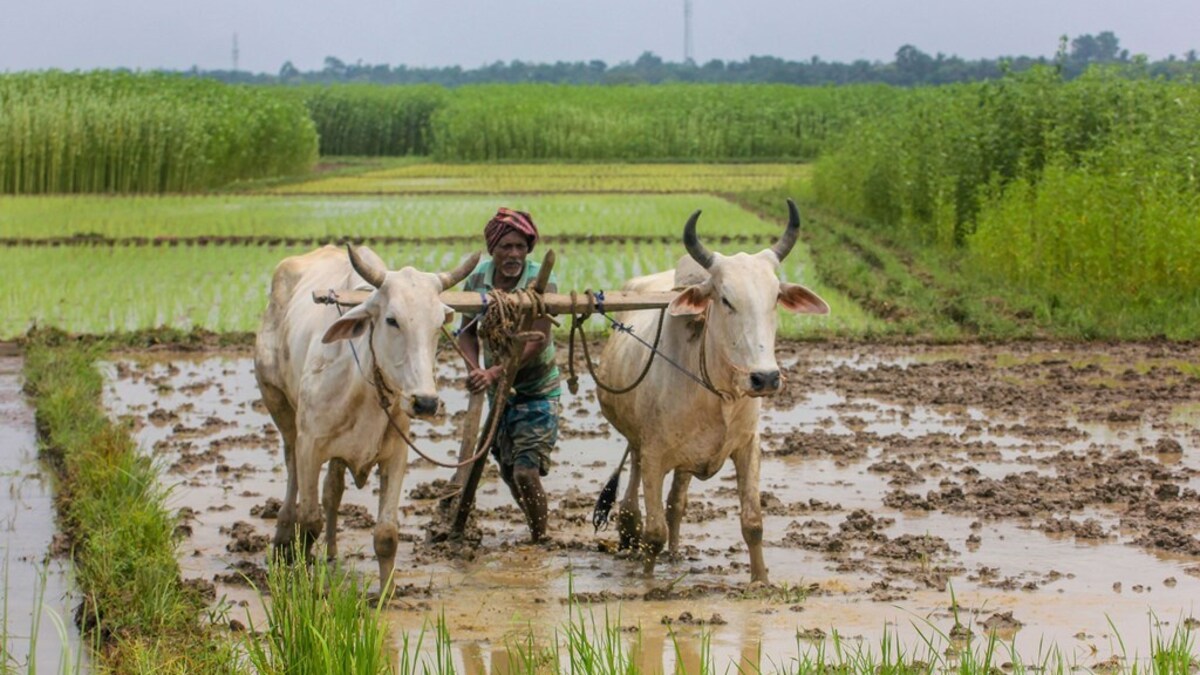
[0,354,85,672]
[101,341,1200,671]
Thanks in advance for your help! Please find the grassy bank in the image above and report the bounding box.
[21,333,236,672]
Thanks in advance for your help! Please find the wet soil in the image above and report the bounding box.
[101,340,1200,671]
[0,355,84,671]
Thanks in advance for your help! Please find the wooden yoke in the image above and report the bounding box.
[313,289,679,314]
[447,250,556,537]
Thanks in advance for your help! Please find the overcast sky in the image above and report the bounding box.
[3,0,1198,74]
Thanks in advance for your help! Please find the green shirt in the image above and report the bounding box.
[463,259,561,400]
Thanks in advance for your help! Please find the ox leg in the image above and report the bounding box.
[261,384,302,560]
[665,470,693,561]
[616,444,642,551]
[639,456,668,576]
[373,454,405,597]
[322,459,347,561]
[291,436,323,562]
[732,437,768,585]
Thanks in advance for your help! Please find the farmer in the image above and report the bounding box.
[457,207,561,543]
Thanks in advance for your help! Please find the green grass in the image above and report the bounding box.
[20,335,239,673]
[268,162,812,195]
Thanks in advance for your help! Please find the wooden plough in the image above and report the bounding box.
[312,250,677,538]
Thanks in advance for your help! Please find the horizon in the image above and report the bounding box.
[2,0,1198,75]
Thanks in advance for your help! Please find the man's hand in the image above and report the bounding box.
[467,365,504,393]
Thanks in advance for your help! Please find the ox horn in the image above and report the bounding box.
[437,251,482,290]
[682,209,714,269]
[770,198,802,262]
[347,244,387,289]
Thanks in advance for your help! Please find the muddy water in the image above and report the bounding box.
[0,353,84,672]
[102,342,1200,672]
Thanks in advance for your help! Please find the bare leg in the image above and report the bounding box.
[665,470,693,560]
[322,458,347,561]
[512,465,548,542]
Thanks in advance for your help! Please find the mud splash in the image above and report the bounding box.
[102,341,1200,671]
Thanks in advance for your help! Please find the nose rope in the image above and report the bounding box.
[696,306,738,401]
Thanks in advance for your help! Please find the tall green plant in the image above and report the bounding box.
[0,72,317,194]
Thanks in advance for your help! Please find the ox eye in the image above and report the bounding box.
[385,317,399,328]
[721,296,736,312]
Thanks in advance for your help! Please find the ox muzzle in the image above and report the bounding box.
[747,369,782,396]
[411,394,442,418]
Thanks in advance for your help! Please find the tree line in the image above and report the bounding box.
[190,32,1198,87]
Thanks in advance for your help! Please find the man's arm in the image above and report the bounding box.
[460,312,552,393]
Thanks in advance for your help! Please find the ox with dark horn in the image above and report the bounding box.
[682,209,714,269]
[437,252,482,290]
[770,198,801,263]
[347,245,388,289]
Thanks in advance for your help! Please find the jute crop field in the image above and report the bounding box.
[2,69,1199,675]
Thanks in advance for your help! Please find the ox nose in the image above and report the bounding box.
[749,370,781,394]
[412,395,441,418]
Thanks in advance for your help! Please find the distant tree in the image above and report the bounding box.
[279,61,300,82]
[182,30,1198,88]
[895,44,934,84]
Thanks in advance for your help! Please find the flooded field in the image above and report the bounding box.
[100,340,1200,672]
[0,352,84,672]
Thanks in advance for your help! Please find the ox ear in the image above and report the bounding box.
[668,285,712,317]
[442,304,455,325]
[778,282,830,315]
[322,303,372,343]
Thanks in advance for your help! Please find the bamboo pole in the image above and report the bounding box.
[312,289,678,313]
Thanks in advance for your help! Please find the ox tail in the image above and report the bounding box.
[592,446,631,533]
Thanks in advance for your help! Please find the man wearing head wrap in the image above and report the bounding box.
[457,207,561,543]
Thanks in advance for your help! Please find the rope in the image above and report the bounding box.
[367,323,501,470]
[326,292,499,471]
[567,290,666,395]
[565,289,724,399]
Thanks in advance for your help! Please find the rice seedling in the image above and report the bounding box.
[0,234,869,338]
[242,548,390,675]
[0,193,784,240]
[270,162,813,195]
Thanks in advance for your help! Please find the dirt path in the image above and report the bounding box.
[102,340,1200,671]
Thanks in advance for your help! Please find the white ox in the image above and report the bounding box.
[254,244,478,590]
[596,200,829,584]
